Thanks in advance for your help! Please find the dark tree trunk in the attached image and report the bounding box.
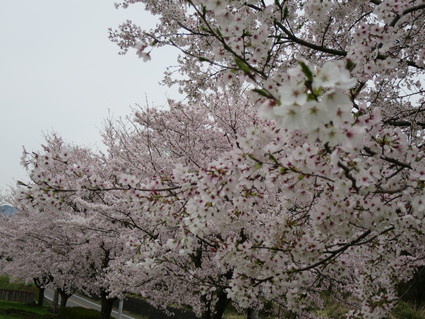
[33,276,52,307]
[247,308,259,319]
[51,288,59,313]
[37,287,45,307]
[213,289,230,319]
[200,289,230,319]
[201,311,211,319]
[200,294,212,319]
[58,288,72,312]
[99,290,116,319]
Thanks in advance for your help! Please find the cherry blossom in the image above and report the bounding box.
[4,1,425,319]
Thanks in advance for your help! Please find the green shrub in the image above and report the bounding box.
[391,301,425,319]
[0,275,36,294]
[58,307,100,319]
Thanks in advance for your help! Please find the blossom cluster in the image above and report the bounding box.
[2,1,425,319]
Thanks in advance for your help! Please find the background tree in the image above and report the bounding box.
[10,135,128,319]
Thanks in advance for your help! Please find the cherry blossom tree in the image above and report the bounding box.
[0,209,55,307]
[102,90,256,175]
[54,95,256,318]
[9,135,128,319]
[106,0,425,318]
[102,93,269,318]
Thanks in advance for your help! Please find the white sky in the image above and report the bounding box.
[0,1,180,195]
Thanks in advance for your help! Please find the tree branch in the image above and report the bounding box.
[274,21,347,57]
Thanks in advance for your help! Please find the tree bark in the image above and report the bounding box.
[33,276,52,307]
[37,287,45,307]
[200,294,212,319]
[58,288,72,312]
[213,289,230,319]
[51,288,59,313]
[200,289,230,319]
[247,308,259,319]
[99,290,116,319]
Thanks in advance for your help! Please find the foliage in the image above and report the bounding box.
[398,267,425,309]
[390,302,425,319]
[1,1,425,319]
[0,276,36,294]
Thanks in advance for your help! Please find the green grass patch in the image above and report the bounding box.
[390,301,425,319]
[0,301,102,319]
[222,314,245,319]
[0,300,55,319]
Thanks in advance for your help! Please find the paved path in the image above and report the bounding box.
[44,288,141,319]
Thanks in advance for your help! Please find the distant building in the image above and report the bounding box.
[0,205,16,216]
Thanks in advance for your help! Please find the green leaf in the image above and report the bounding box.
[235,57,251,74]
[298,61,314,82]
[313,87,324,96]
[252,88,272,98]
[289,166,300,173]
[200,25,210,33]
[279,167,288,174]
[267,153,278,163]
[306,93,316,101]
[345,59,356,71]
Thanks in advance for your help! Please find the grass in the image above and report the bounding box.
[0,300,55,319]
[0,298,148,319]
[1,299,425,319]
[222,298,425,319]
[0,301,103,319]
[389,301,425,319]
[222,314,246,319]
[315,298,425,319]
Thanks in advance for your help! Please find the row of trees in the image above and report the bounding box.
[1,1,425,319]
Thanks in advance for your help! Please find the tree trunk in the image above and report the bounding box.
[33,276,52,307]
[200,294,212,319]
[37,287,45,307]
[51,288,59,313]
[58,289,72,312]
[100,290,116,319]
[213,289,230,319]
[200,289,230,319]
[247,308,259,319]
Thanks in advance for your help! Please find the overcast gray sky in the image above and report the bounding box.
[0,1,179,195]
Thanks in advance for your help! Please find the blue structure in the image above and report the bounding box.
[0,205,16,216]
